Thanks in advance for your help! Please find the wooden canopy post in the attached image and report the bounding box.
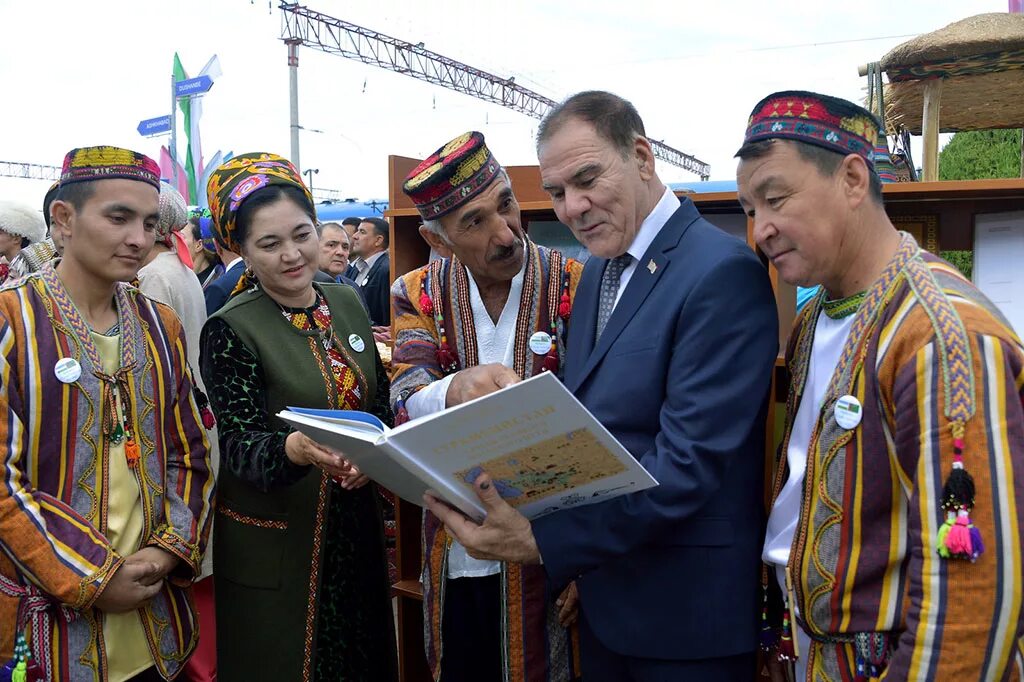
[921,79,942,181]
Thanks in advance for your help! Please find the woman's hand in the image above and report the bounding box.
[285,432,369,489]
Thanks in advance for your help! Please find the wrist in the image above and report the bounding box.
[285,431,310,466]
[444,370,461,408]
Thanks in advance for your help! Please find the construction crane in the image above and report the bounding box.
[0,161,61,182]
[279,3,711,180]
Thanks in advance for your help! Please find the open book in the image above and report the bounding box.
[277,372,657,521]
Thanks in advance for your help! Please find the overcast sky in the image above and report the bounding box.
[0,0,1006,212]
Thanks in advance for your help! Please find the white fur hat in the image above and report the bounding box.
[0,201,46,244]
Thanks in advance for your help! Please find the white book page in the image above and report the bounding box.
[388,372,657,520]
[277,411,486,518]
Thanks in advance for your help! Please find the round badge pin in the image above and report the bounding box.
[54,357,82,384]
[348,334,366,353]
[834,395,863,430]
[529,331,552,355]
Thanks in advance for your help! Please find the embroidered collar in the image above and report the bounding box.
[821,291,866,319]
[39,263,138,378]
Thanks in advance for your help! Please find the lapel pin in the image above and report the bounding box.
[647,259,657,274]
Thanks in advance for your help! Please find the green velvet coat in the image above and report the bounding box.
[201,282,397,681]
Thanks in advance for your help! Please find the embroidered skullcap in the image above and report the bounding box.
[42,181,60,229]
[741,91,881,168]
[158,183,189,239]
[402,131,501,220]
[0,201,46,244]
[206,152,314,254]
[60,146,161,190]
[199,216,218,255]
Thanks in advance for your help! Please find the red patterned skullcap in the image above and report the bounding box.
[741,91,881,168]
[60,146,161,190]
[402,132,501,220]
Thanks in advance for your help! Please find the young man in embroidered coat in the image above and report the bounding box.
[0,146,215,681]
[736,91,1024,680]
[425,94,779,681]
[390,131,584,682]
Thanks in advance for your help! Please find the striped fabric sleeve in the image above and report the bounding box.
[887,333,1024,679]
[0,317,119,609]
[389,271,443,409]
[148,305,215,583]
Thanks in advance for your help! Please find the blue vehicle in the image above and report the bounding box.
[314,198,388,222]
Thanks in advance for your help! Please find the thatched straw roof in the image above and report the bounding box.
[882,13,1024,67]
[881,13,1024,133]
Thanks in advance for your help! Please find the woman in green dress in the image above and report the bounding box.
[200,153,398,681]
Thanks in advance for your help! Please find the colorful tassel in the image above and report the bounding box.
[969,524,985,558]
[125,436,140,468]
[778,605,796,661]
[542,347,559,374]
[419,291,434,316]
[944,510,973,555]
[10,661,24,682]
[201,406,216,429]
[936,511,954,558]
[937,425,983,561]
[558,292,570,319]
[437,343,457,374]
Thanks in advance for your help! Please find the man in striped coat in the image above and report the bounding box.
[737,92,1024,680]
[0,147,214,681]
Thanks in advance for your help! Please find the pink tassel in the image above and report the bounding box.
[944,511,973,556]
[419,292,434,316]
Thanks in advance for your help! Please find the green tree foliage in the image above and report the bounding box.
[938,129,1022,181]
[935,130,1022,279]
[940,249,972,280]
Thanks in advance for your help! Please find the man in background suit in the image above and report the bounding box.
[203,234,245,315]
[427,90,779,681]
[351,216,392,326]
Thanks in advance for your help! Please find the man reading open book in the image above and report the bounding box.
[390,131,584,682]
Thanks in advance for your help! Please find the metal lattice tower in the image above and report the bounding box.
[0,161,61,182]
[279,3,710,179]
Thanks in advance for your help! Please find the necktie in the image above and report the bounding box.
[595,254,633,342]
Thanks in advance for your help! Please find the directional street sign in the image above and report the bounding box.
[175,75,214,98]
[137,115,172,136]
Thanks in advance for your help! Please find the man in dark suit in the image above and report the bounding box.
[350,216,391,326]
[203,236,245,315]
[426,91,779,681]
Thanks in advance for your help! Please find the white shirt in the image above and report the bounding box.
[406,261,527,579]
[612,185,679,308]
[357,250,385,286]
[222,256,244,275]
[762,309,853,678]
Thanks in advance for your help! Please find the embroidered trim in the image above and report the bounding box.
[785,233,919,632]
[821,291,866,320]
[218,506,288,530]
[903,255,975,423]
[301,472,330,682]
